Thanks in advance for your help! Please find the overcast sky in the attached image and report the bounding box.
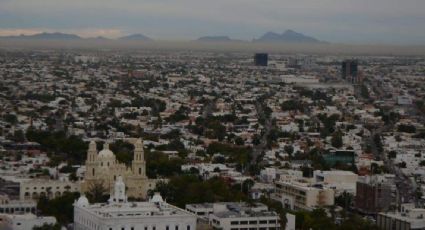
[0,0,424,44]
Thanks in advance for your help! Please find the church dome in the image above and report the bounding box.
[76,195,89,207]
[98,143,114,158]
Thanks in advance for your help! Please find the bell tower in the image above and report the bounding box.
[132,138,146,178]
[85,141,98,179]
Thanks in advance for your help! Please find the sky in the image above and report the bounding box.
[0,0,424,45]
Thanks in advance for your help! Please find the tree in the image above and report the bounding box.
[86,181,109,203]
[37,192,79,225]
[284,145,294,156]
[388,151,397,159]
[397,124,416,133]
[33,223,61,230]
[331,131,343,148]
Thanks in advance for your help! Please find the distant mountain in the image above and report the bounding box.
[0,32,82,40]
[254,30,322,43]
[118,34,152,41]
[197,36,237,42]
[85,36,111,41]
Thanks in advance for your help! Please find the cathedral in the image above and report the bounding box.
[81,138,157,199]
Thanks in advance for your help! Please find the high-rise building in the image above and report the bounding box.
[342,60,359,83]
[254,53,268,66]
[355,175,392,215]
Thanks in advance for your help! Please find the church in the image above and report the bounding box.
[81,138,157,199]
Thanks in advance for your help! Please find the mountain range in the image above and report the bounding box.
[0,30,324,43]
[197,36,239,42]
[254,30,322,43]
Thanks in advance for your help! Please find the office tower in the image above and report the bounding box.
[342,60,358,83]
[254,53,268,66]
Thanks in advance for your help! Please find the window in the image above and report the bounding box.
[122,228,125,230]
[187,226,190,230]
[153,226,156,230]
[269,220,277,224]
[259,220,267,224]
[139,168,142,175]
[175,226,178,230]
[240,221,248,225]
[145,227,148,230]
[166,226,169,230]
[131,228,134,230]
[231,221,239,225]
[249,221,257,225]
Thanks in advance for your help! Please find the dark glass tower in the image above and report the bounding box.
[254,53,268,66]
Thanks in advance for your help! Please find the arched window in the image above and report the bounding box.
[139,167,142,175]
[92,168,95,176]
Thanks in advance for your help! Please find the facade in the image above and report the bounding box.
[355,175,392,215]
[81,139,157,199]
[20,179,79,200]
[0,194,36,214]
[254,53,268,66]
[274,180,334,211]
[377,204,425,230]
[0,213,56,230]
[186,202,282,230]
[74,176,197,230]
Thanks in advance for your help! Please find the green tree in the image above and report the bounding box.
[37,192,79,225]
[33,223,61,230]
[331,131,343,148]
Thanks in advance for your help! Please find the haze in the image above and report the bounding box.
[1,0,425,45]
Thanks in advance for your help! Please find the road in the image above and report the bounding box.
[250,100,273,165]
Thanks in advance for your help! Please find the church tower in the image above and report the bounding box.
[85,141,98,179]
[132,138,146,178]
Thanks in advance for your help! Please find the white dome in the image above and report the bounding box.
[98,143,114,158]
[76,195,89,207]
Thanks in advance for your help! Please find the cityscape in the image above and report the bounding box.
[0,1,425,230]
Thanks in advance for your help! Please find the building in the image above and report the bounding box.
[254,53,268,66]
[0,194,36,214]
[377,203,425,230]
[323,150,355,167]
[74,176,197,230]
[341,60,359,83]
[274,180,334,211]
[81,139,157,199]
[0,213,56,230]
[186,202,284,230]
[20,179,79,200]
[355,175,392,215]
[313,170,358,195]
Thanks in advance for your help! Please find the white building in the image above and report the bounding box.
[274,180,334,211]
[186,202,284,230]
[74,176,197,230]
[313,170,358,195]
[0,213,56,230]
[20,179,79,200]
[0,194,36,214]
[377,203,425,230]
